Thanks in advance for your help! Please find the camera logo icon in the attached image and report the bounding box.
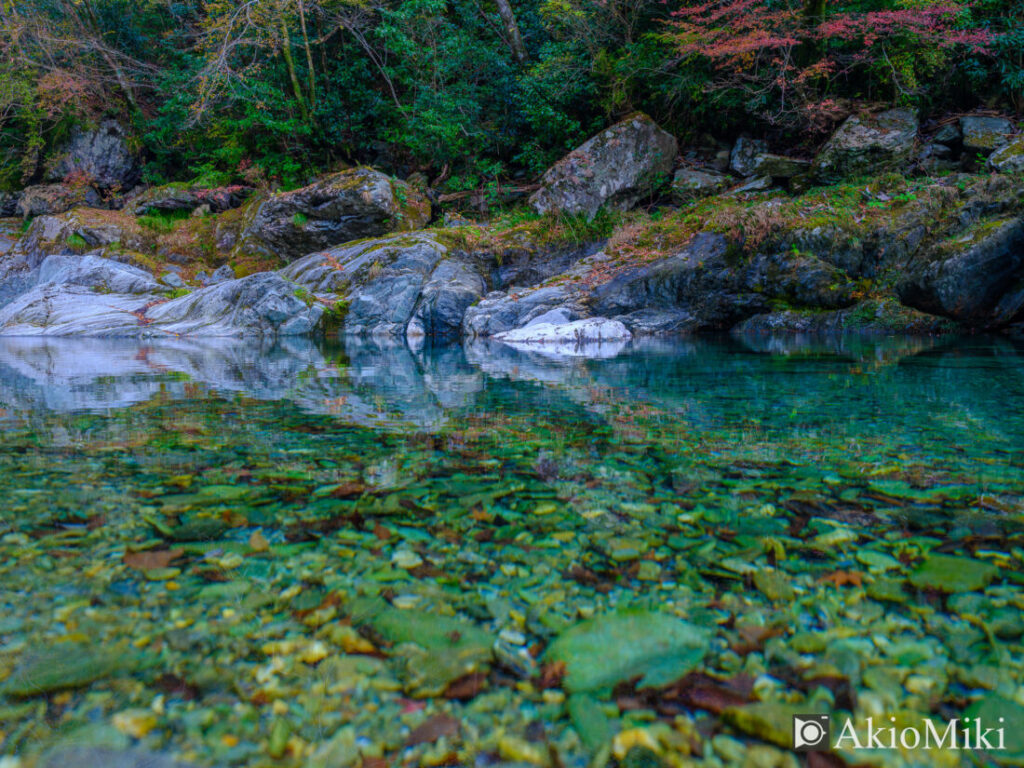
[793,714,831,751]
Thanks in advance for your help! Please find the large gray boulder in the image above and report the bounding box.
[406,259,486,340]
[729,138,809,178]
[530,113,677,219]
[0,252,322,337]
[463,285,584,338]
[589,233,762,330]
[988,138,1024,174]
[960,115,1013,157]
[48,120,140,190]
[897,216,1024,327]
[129,183,252,216]
[145,272,322,336]
[671,168,731,202]
[494,317,631,346]
[38,253,161,294]
[0,283,155,336]
[18,184,102,217]
[12,208,149,264]
[283,232,486,339]
[0,190,22,217]
[730,137,768,176]
[242,168,431,261]
[812,109,918,182]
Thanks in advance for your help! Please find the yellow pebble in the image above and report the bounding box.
[498,736,548,766]
[112,709,158,739]
[249,530,270,552]
[221,734,239,748]
[165,581,180,591]
[299,641,329,665]
[612,728,661,759]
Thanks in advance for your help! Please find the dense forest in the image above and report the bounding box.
[0,0,1021,194]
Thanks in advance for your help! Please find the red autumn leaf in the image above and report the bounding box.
[443,672,487,700]
[537,660,568,690]
[732,624,784,655]
[123,547,184,571]
[818,570,863,587]
[405,714,460,746]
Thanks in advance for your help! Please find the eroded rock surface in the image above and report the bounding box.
[530,114,677,219]
[813,109,918,182]
[242,168,431,260]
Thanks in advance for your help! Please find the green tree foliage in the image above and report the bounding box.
[0,0,1020,194]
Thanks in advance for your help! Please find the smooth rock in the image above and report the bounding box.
[493,318,631,346]
[406,258,486,340]
[0,262,321,337]
[161,271,186,289]
[0,644,133,697]
[544,609,709,693]
[463,285,583,338]
[145,272,323,336]
[38,748,196,768]
[909,554,998,593]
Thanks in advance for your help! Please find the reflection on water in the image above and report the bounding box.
[0,332,1023,766]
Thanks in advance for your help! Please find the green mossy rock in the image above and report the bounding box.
[0,645,142,698]
[909,554,998,593]
[544,609,709,693]
[348,598,495,697]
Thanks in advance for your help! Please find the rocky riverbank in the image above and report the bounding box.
[0,112,1022,345]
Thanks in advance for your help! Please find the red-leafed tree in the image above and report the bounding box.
[664,0,994,132]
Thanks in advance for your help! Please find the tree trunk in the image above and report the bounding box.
[280,17,310,123]
[802,0,827,25]
[298,0,317,109]
[494,0,526,64]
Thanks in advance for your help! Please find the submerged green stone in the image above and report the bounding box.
[1,645,139,698]
[909,554,999,593]
[545,609,709,693]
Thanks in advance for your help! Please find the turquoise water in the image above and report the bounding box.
[0,334,1022,766]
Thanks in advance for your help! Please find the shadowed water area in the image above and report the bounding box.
[1,334,1023,767]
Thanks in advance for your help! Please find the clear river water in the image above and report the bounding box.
[0,333,1022,767]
